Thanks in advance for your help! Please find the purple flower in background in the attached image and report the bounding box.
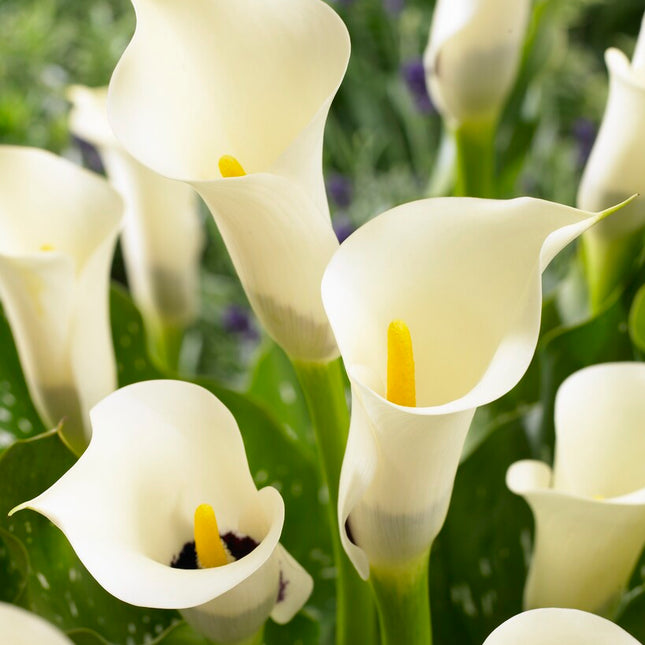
[71,135,105,175]
[326,173,354,209]
[333,215,355,243]
[222,304,258,340]
[572,118,597,168]
[383,0,404,15]
[401,59,435,115]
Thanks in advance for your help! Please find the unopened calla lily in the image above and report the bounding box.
[423,0,531,130]
[507,363,645,615]
[0,146,122,455]
[12,380,312,645]
[68,85,203,366]
[577,12,645,308]
[107,0,350,362]
[482,608,642,645]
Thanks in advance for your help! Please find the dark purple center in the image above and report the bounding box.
[170,532,259,569]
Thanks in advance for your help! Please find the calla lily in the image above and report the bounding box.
[68,85,203,362]
[107,0,350,362]
[423,0,531,129]
[507,362,645,615]
[0,602,74,645]
[482,608,642,645]
[0,146,122,455]
[12,380,312,645]
[577,13,645,307]
[321,196,620,580]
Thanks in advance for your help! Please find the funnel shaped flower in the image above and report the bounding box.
[577,15,645,305]
[13,381,312,644]
[321,197,615,579]
[0,146,121,455]
[423,0,531,128]
[578,14,645,238]
[108,0,350,362]
[482,608,642,645]
[68,85,203,344]
[507,363,645,615]
[0,603,74,645]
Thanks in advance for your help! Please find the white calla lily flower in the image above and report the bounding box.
[423,0,531,129]
[0,603,74,645]
[68,86,203,356]
[507,363,645,615]
[107,0,350,362]
[12,380,312,645]
[0,146,122,455]
[482,608,642,645]
[578,14,645,238]
[321,197,618,580]
[577,14,645,305]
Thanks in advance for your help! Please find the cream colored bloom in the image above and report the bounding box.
[0,146,122,455]
[13,380,312,644]
[321,197,616,579]
[578,13,645,239]
[0,603,74,645]
[68,85,203,343]
[108,0,350,362]
[423,0,531,128]
[483,608,642,645]
[507,363,645,615]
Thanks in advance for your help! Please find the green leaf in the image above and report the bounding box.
[0,431,177,643]
[0,305,46,452]
[628,283,645,354]
[248,340,314,453]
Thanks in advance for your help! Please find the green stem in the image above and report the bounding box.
[370,554,432,645]
[581,230,644,315]
[453,119,496,198]
[292,359,377,645]
[146,319,184,372]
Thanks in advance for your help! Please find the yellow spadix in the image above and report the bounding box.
[194,503,228,568]
[386,320,416,407]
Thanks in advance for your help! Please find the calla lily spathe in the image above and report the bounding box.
[321,197,618,579]
[577,14,645,304]
[507,363,645,615]
[107,0,350,362]
[0,146,122,455]
[423,0,531,129]
[0,602,74,645]
[68,85,203,349]
[482,608,642,645]
[12,380,312,644]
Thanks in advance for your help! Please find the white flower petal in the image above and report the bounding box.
[578,43,645,239]
[483,608,642,645]
[508,363,645,613]
[195,174,339,361]
[108,0,350,361]
[424,0,531,127]
[0,146,121,453]
[270,545,315,624]
[553,363,645,498]
[322,196,609,578]
[0,603,73,645]
[13,381,311,641]
[69,85,203,331]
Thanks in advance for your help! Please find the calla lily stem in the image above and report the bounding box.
[370,554,432,645]
[147,320,184,372]
[292,359,377,645]
[453,119,496,198]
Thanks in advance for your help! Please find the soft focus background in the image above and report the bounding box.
[2,1,645,644]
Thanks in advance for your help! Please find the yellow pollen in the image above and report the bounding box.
[386,320,416,407]
[194,503,228,569]
[40,244,54,252]
[218,155,246,178]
